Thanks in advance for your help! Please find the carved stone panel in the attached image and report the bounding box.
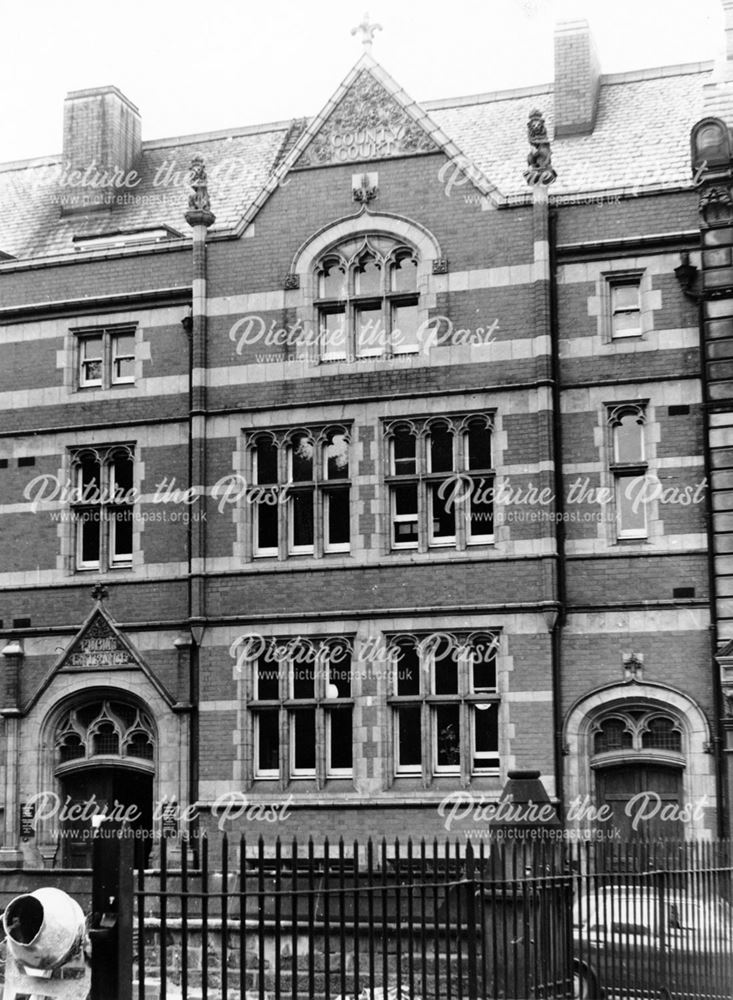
[293,70,439,169]
[61,612,136,671]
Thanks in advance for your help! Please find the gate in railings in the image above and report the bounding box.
[131,837,733,1000]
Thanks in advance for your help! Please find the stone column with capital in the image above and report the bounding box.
[0,642,24,866]
[184,156,215,622]
[523,110,563,811]
[184,159,215,833]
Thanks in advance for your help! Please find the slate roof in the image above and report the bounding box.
[0,58,712,263]
[427,66,708,199]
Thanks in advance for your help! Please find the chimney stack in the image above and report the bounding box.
[61,86,141,214]
[553,20,601,138]
[704,1,733,121]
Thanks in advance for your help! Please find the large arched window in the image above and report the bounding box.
[315,236,420,360]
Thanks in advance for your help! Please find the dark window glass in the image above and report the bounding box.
[473,704,499,770]
[256,659,280,700]
[471,641,497,691]
[290,436,314,482]
[642,717,681,752]
[257,709,280,772]
[395,643,420,696]
[326,488,349,547]
[255,439,278,484]
[398,706,422,768]
[392,430,416,475]
[435,705,461,768]
[291,490,314,548]
[78,454,100,494]
[293,711,316,771]
[594,719,633,754]
[59,735,85,762]
[329,708,353,769]
[434,657,458,695]
[79,512,100,564]
[469,494,493,537]
[111,454,133,494]
[256,503,278,550]
[292,661,315,700]
[430,484,455,540]
[127,732,154,760]
[393,484,418,545]
[429,426,453,473]
[327,650,351,698]
[93,723,119,755]
[467,425,492,470]
[112,509,133,559]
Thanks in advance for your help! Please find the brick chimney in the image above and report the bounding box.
[704,1,733,121]
[61,86,141,214]
[553,20,601,138]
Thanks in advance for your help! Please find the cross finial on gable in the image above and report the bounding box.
[351,12,382,50]
[91,584,108,604]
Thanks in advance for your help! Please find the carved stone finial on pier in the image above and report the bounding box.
[523,109,557,187]
[185,155,216,227]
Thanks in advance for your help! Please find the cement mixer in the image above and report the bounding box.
[1,886,90,999]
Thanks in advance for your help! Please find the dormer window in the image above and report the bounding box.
[315,236,420,361]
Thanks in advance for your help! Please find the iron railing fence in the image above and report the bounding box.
[128,836,733,1000]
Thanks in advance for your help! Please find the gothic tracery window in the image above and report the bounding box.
[70,444,135,570]
[388,631,500,779]
[385,414,495,551]
[55,700,155,767]
[315,236,420,360]
[591,709,682,759]
[247,424,351,559]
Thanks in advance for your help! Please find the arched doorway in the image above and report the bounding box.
[591,712,684,838]
[54,699,156,866]
[563,682,716,840]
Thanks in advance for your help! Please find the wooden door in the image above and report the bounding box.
[596,764,683,840]
[59,767,152,867]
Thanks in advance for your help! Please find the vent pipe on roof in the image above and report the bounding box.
[61,86,141,215]
[553,20,601,138]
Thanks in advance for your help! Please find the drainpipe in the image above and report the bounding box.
[690,278,728,838]
[548,207,567,814]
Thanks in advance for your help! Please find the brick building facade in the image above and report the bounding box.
[0,13,731,864]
